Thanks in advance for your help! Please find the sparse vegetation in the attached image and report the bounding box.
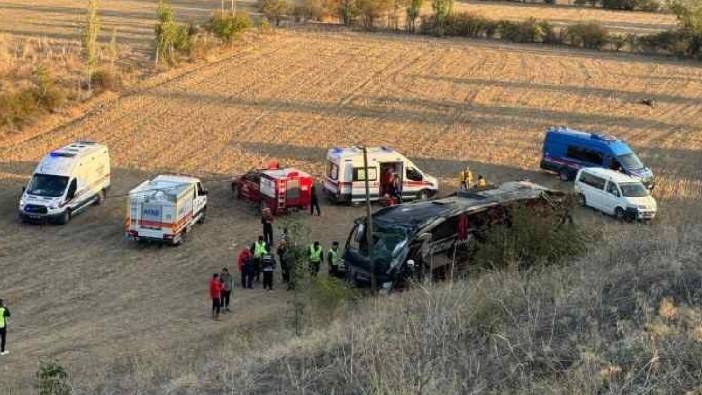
[0,66,66,129]
[82,0,100,92]
[208,11,252,42]
[154,0,192,64]
[259,0,290,26]
[36,360,71,395]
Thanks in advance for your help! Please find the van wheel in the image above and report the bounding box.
[614,207,625,220]
[578,194,587,207]
[198,208,207,224]
[559,168,571,182]
[417,190,431,201]
[94,190,106,206]
[57,209,71,225]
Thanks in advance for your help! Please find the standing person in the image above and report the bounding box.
[277,240,290,284]
[237,247,252,288]
[209,274,222,321]
[391,172,403,203]
[220,268,233,312]
[251,236,268,283]
[459,166,473,190]
[310,184,321,216]
[261,207,274,247]
[0,299,10,356]
[308,241,323,277]
[262,253,276,290]
[327,241,341,277]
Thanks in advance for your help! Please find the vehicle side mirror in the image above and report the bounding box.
[201,190,209,196]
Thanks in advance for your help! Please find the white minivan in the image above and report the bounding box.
[575,167,656,221]
[19,141,110,224]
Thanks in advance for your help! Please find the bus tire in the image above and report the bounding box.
[559,168,571,182]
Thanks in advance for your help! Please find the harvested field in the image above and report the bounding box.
[1,27,702,391]
[0,0,257,60]
[453,0,678,34]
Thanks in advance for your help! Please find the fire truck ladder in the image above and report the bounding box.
[277,179,287,212]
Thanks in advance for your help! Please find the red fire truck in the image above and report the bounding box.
[232,166,314,215]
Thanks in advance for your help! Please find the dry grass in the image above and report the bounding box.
[52,226,702,394]
[450,1,678,35]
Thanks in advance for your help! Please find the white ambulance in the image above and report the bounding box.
[125,175,208,245]
[323,146,439,204]
[18,141,110,224]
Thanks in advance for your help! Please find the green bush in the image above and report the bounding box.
[443,12,498,38]
[209,11,252,42]
[473,203,591,271]
[565,22,610,49]
[259,0,290,25]
[638,29,700,56]
[498,18,546,43]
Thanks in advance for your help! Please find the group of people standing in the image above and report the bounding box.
[459,166,488,191]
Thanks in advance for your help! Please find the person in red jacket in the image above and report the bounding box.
[237,247,253,289]
[209,273,222,320]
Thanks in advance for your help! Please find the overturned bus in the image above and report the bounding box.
[343,181,565,288]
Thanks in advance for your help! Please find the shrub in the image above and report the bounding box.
[431,0,453,36]
[91,69,120,91]
[209,11,252,42]
[155,0,192,64]
[539,21,562,44]
[406,0,423,33]
[258,0,290,26]
[609,33,627,51]
[36,360,71,395]
[565,22,610,49]
[473,202,591,270]
[638,29,699,56]
[443,12,498,38]
[601,0,660,11]
[356,0,393,30]
[498,18,546,43]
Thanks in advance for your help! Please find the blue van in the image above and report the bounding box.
[540,127,655,189]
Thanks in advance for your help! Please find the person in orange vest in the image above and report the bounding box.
[476,175,488,188]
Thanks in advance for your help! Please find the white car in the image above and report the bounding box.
[575,167,656,221]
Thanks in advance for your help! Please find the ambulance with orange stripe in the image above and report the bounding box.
[125,175,208,245]
[19,141,110,224]
[323,146,439,204]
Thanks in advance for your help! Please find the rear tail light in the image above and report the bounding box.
[163,234,174,240]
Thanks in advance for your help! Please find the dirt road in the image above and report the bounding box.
[1,29,701,390]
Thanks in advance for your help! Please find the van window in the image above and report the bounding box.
[327,162,339,180]
[406,167,423,182]
[66,179,78,200]
[567,145,603,165]
[579,172,606,190]
[620,183,648,197]
[353,167,377,182]
[606,182,620,196]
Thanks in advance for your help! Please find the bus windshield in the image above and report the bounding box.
[27,174,69,198]
[371,223,409,262]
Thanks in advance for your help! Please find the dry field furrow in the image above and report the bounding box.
[452,0,677,35]
[2,29,702,391]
